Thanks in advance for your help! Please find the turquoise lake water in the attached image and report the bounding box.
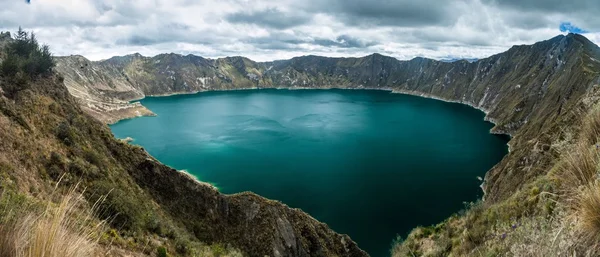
[110,89,508,257]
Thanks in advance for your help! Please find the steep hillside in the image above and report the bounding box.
[53,33,600,256]
[0,33,367,256]
[54,55,154,124]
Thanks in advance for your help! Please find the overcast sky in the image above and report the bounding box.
[1,0,599,61]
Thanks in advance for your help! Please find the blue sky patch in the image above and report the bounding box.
[559,22,588,33]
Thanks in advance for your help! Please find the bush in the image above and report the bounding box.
[56,121,74,145]
[157,246,168,257]
[45,152,65,180]
[83,149,104,168]
[0,54,18,77]
[92,186,142,231]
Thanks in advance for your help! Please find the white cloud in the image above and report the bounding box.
[0,0,597,62]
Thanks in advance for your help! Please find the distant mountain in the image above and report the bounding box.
[438,57,479,63]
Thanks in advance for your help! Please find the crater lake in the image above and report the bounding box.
[110,89,509,257]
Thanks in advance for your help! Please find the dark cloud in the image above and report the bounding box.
[411,30,493,46]
[314,35,379,48]
[243,34,305,50]
[482,0,600,28]
[481,0,600,13]
[226,8,312,29]
[305,0,460,27]
[114,23,222,47]
[243,33,377,51]
[242,32,378,51]
[502,11,554,30]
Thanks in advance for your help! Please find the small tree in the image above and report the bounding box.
[0,27,55,97]
[0,53,18,76]
[0,27,55,78]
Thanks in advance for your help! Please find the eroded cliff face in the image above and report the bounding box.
[55,34,600,203]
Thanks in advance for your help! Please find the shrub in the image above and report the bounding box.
[56,122,74,145]
[0,27,54,79]
[83,149,104,169]
[0,54,19,77]
[68,159,87,176]
[89,182,156,233]
[0,28,55,98]
[45,152,66,181]
[157,246,168,257]
[175,240,190,255]
[211,243,226,256]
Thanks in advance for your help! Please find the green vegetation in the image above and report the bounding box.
[0,28,54,98]
[157,246,168,257]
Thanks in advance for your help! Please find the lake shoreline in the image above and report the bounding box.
[115,86,512,152]
[116,86,508,136]
[112,86,513,203]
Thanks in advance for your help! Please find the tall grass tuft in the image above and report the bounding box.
[558,143,600,192]
[574,182,600,246]
[0,185,105,257]
[581,107,600,146]
[564,107,600,251]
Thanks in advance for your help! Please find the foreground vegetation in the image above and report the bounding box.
[0,184,103,257]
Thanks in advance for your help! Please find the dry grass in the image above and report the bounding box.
[0,184,105,257]
[574,182,600,246]
[563,107,600,253]
[558,143,600,193]
[581,107,600,145]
